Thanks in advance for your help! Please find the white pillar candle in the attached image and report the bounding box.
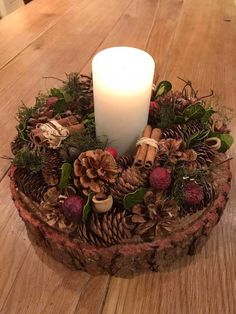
[92,46,155,155]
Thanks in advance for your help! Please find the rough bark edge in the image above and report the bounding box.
[9,164,231,277]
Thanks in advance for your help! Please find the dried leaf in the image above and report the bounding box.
[154,81,172,98]
[82,192,95,221]
[123,187,148,210]
[59,162,72,191]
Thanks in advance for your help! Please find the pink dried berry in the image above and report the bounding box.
[62,196,85,222]
[105,147,118,158]
[46,96,58,107]
[149,167,171,191]
[183,182,204,206]
[149,101,160,116]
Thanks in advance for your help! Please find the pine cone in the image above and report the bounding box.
[116,154,134,171]
[41,149,63,186]
[192,142,215,167]
[173,173,215,216]
[157,138,183,165]
[76,209,133,247]
[64,74,93,115]
[110,166,148,204]
[157,91,192,110]
[74,149,118,195]
[76,222,101,246]
[131,191,179,237]
[11,137,25,155]
[14,168,48,202]
[161,124,184,140]
[162,120,207,140]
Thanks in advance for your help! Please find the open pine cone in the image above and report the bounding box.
[131,191,179,238]
[74,149,118,195]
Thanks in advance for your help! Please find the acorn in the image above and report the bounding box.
[92,193,113,213]
[205,137,221,151]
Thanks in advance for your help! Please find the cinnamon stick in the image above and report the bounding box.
[30,128,47,145]
[55,116,79,127]
[67,123,84,134]
[30,122,84,146]
[144,128,161,169]
[134,125,152,168]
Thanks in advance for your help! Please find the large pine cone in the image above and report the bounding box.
[74,149,118,195]
[14,168,48,202]
[110,166,148,203]
[76,209,133,247]
[42,149,63,186]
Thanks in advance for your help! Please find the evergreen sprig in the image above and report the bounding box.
[185,129,210,148]
[171,167,208,205]
[13,148,43,173]
[16,93,46,141]
[62,130,104,155]
[63,72,82,98]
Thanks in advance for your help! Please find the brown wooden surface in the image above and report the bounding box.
[0,0,235,313]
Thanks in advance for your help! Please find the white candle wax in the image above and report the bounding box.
[92,47,155,155]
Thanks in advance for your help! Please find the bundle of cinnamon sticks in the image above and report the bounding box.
[30,116,84,146]
[134,125,161,169]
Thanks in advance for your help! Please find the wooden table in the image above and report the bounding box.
[0,0,235,313]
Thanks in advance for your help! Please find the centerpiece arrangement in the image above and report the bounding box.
[9,48,233,276]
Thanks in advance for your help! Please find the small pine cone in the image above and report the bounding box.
[157,91,190,108]
[162,120,207,141]
[11,137,25,155]
[116,155,134,171]
[162,124,184,140]
[87,209,133,247]
[203,180,214,205]
[183,120,207,139]
[14,168,48,202]
[144,191,178,219]
[131,204,157,236]
[42,149,63,186]
[110,166,148,203]
[193,142,215,167]
[180,177,215,216]
[74,149,118,195]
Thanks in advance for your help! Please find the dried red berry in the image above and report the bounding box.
[149,167,171,191]
[105,147,118,158]
[46,96,58,107]
[183,182,204,206]
[62,196,85,222]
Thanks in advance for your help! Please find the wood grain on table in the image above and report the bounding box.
[0,0,235,313]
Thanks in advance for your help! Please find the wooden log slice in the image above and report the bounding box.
[9,158,231,277]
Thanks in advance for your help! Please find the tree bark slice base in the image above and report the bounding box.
[9,162,231,277]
